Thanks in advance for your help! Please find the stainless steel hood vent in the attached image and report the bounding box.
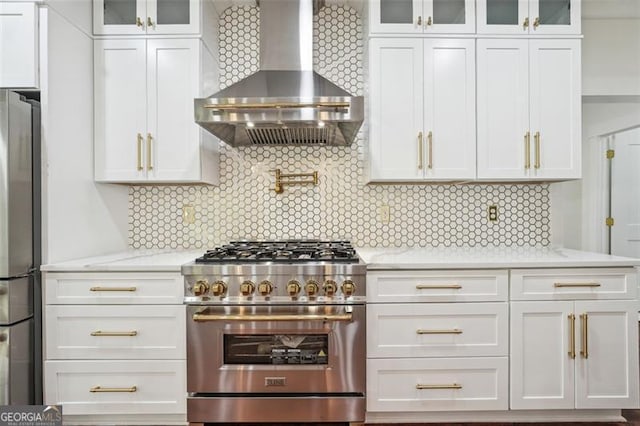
[194,0,364,147]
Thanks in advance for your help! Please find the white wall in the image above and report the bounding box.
[40,5,128,263]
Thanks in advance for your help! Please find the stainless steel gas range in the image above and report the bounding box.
[181,240,366,425]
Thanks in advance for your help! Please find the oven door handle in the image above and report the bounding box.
[192,313,353,322]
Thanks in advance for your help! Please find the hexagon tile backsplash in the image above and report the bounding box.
[128,5,551,250]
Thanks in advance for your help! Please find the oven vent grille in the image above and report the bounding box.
[245,126,335,145]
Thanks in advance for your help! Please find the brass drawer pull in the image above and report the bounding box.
[416,383,462,390]
[524,131,531,169]
[568,314,576,359]
[147,133,153,170]
[427,131,433,169]
[136,133,143,171]
[417,329,462,335]
[416,284,462,290]
[90,331,138,337]
[580,313,588,359]
[418,131,423,170]
[534,131,541,169]
[554,282,601,288]
[90,286,137,292]
[90,386,137,393]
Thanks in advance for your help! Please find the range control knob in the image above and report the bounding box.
[258,280,273,296]
[305,280,319,297]
[193,280,209,296]
[210,280,227,297]
[240,280,255,296]
[341,280,356,297]
[323,279,338,297]
[286,280,301,297]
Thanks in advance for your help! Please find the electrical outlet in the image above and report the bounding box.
[182,205,196,224]
[379,204,390,223]
[488,205,498,222]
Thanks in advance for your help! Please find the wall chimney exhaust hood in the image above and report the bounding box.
[194,0,364,146]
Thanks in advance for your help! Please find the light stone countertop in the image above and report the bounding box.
[41,249,204,272]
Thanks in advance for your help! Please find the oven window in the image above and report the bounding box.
[223,334,329,365]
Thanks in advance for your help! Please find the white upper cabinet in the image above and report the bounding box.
[93,0,200,35]
[369,0,475,34]
[477,38,581,180]
[369,38,476,182]
[0,2,38,88]
[477,0,580,35]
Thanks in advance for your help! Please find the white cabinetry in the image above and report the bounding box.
[93,0,199,35]
[477,38,581,180]
[477,0,580,35]
[43,271,187,424]
[0,2,38,88]
[368,38,475,181]
[510,268,639,410]
[369,0,475,34]
[94,38,218,184]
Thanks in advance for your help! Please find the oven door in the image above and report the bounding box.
[186,304,365,394]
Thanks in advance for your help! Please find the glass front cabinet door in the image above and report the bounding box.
[370,0,475,34]
[477,0,580,34]
[94,0,199,35]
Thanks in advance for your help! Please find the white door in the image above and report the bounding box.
[529,0,581,35]
[423,39,475,180]
[94,39,147,182]
[422,0,475,34]
[611,128,640,258]
[476,0,528,34]
[368,0,424,34]
[146,39,201,182]
[510,301,575,409]
[0,3,38,88]
[529,39,581,179]
[476,39,529,180]
[575,300,639,409]
[146,0,200,34]
[368,38,424,181]
[93,0,147,35]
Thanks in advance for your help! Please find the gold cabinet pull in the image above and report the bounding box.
[416,284,462,290]
[568,314,576,359]
[534,131,541,169]
[416,383,462,390]
[418,131,423,170]
[554,282,601,288]
[580,313,588,358]
[89,286,137,292]
[147,17,154,28]
[417,329,462,335]
[136,133,143,171]
[90,331,138,337]
[426,16,432,27]
[533,16,540,29]
[523,17,530,29]
[90,386,137,393]
[147,133,153,170]
[524,131,531,169]
[136,17,144,28]
[417,16,422,26]
[427,131,433,169]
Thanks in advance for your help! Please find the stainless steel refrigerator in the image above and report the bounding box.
[0,89,40,405]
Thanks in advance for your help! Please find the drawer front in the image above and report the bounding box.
[44,360,186,415]
[511,268,638,301]
[367,303,508,357]
[367,270,508,302]
[45,272,183,304]
[45,305,185,359]
[367,357,508,412]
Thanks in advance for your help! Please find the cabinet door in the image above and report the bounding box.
[368,38,424,181]
[477,39,529,180]
[369,0,424,34]
[477,0,528,34]
[423,39,475,180]
[423,0,475,33]
[94,39,147,182]
[529,39,581,179]
[0,3,38,88]
[93,0,147,35]
[146,39,201,182]
[510,301,574,409]
[529,0,581,35]
[147,0,199,34]
[575,300,639,409]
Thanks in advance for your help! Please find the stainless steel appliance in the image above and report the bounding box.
[182,240,366,424]
[194,0,364,146]
[0,90,40,405]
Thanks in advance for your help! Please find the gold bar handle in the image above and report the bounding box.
[417,329,462,335]
[89,287,137,292]
[90,386,137,393]
[554,282,601,288]
[580,313,588,358]
[523,17,530,29]
[418,132,423,170]
[533,16,540,29]
[147,17,154,28]
[90,331,138,337]
[147,133,153,171]
[193,313,352,322]
[136,17,144,28]
[534,131,541,169]
[416,284,462,290]
[524,131,531,169]
[568,314,576,359]
[426,16,432,27]
[427,131,433,169]
[417,16,422,26]
[136,133,143,171]
[416,383,462,390]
